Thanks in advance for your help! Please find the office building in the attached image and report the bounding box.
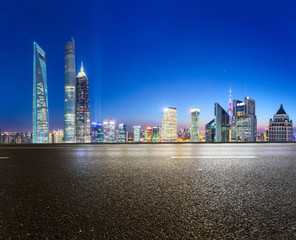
[231,97,257,142]
[133,126,141,142]
[152,127,160,142]
[33,42,49,143]
[91,122,104,143]
[76,63,90,143]
[53,130,64,143]
[190,108,200,142]
[268,104,293,142]
[205,119,215,142]
[118,123,127,143]
[64,37,76,143]
[104,119,116,142]
[215,103,230,142]
[162,107,177,142]
[145,126,153,142]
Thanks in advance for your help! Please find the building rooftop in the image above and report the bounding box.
[276,104,287,115]
[77,62,87,78]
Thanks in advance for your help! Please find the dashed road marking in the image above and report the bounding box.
[171,156,258,159]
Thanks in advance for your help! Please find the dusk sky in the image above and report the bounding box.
[1,0,296,132]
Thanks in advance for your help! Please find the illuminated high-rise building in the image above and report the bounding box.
[91,122,104,143]
[152,127,160,142]
[118,123,127,143]
[215,103,230,142]
[133,126,141,142]
[205,119,215,142]
[53,130,64,143]
[190,108,200,142]
[162,107,177,142]
[103,119,116,142]
[33,42,49,143]
[76,63,90,143]
[268,105,293,142]
[145,126,153,142]
[64,37,76,143]
[231,97,257,142]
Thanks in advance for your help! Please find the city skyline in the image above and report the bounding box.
[2,1,296,132]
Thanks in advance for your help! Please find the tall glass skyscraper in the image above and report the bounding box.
[118,123,127,143]
[133,126,141,142]
[91,122,104,143]
[205,119,215,142]
[214,103,230,142]
[162,107,177,142]
[103,119,116,142]
[64,37,76,143]
[152,127,160,142]
[76,63,90,143]
[144,126,153,142]
[190,108,200,142]
[232,97,257,142]
[33,42,49,143]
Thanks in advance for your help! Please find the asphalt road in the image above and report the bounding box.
[0,143,296,239]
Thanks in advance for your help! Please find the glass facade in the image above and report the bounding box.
[118,123,127,143]
[133,126,141,142]
[162,107,177,142]
[232,97,257,142]
[152,127,160,142]
[190,108,200,142]
[214,103,230,142]
[144,126,153,142]
[76,63,90,143]
[33,42,49,143]
[64,37,76,143]
[103,119,116,142]
[91,122,104,143]
[205,119,215,142]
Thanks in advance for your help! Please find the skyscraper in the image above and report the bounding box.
[133,126,141,142]
[76,63,90,143]
[232,97,257,142]
[91,122,104,143]
[214,103,230,142]
[268,104,293,142]
[118,123,127,143]
[205,119,215,142]
[104,119,116,142]
[144,126,153,142]
[64,37,76,143]
[190,108,200,142]
[162,107,177,142]
[152,127,160,142]
[33,42,49,143]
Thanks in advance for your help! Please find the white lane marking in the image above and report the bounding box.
[171,156,258,159]
[0,157,10,159]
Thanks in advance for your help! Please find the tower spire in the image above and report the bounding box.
[227,84,233,124]
[81,61,84,72]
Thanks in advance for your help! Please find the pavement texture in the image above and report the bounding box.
[0,143,296,239]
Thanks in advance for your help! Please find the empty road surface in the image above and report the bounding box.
[0,143,295,239]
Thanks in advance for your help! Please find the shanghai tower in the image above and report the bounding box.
[33,42,49,143]
[64,37,76,143]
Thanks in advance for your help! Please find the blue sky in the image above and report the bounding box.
[1,0,296,132]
